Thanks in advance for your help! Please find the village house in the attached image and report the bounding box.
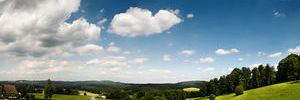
[2,85,19,99]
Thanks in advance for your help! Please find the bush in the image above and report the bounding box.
[235,85,244,95]
[25,95,35,100]
[209,94,215,100]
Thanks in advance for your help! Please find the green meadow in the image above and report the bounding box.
[183,87,200,92]
[187,81,300,100]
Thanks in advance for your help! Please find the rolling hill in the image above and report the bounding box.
[187,80,300,100]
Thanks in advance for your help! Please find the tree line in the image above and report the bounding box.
[195,54,300,98]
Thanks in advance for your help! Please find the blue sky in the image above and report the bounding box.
[0,0,299,83]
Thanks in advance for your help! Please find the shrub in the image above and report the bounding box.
[235,85,244,95]
[209,94,215,100]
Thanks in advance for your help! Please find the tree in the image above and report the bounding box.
[26,85,35,93]
[230,68,242,88]
[209,78,220,95]
[0,84,2,97]
[218,76,228,94]
[225,75,234,93]
[277,54,300,82]
[16,84,28,98]
[241,67,251,89]
[258,65,265,87]
[44,79,53,99]
[209,94,215,100]
[235,85,244,96]
[264,64,276,85]
[199,82,209,96]
[270,66,277,84]
[53,87,64,94]
[251,67,259,88]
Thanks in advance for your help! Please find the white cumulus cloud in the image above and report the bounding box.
[107,46,121,53]
[108,7,182,37]
[257,52,266,56]
[249,64,263,69]
[227,67,234,71]
[97,18,107,25]
[129,57,149,64]
[122,51,131,55]
[163,55,171,61]
[149,69,171,74]
[180,50,195,56]
[76,44,104,56]
[107,42,121,53]
[199,57,215,63]
[216,48,239,55]
[186,14,194,18]
[273,11,285,17]
[86,56,128,67]
[238,58,244,61]
[268,52,282,58]
[288,45,300,53]
[0,0,101,57]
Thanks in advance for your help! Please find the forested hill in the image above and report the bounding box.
[0,80,205,92]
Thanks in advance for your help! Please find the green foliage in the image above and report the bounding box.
[258,65,265,87]
[153,96,167,100]
[16,84,28,98]
[44,79,54,99]
[0,84,2,96]
[251,67,259,88]
[209,94,215,100]
[53,87,65,94]
[105,89,130,100]
[24,94,35,100]
[277,54,300,82]
[138,89,186,100]
[241,67,251,89]
[64,88,79,95]
[230,68,242,89]
[234,85,244,96]
[4,93,19,99]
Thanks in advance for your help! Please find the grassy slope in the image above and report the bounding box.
[187,81,300,100]
[31,93,108,100]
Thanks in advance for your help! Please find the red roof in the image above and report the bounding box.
[3,85,18,93]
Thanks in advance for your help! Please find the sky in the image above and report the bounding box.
[0,0,299,83]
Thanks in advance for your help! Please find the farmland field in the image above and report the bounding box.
[79,90,100,97]
[183,87,200,92]
[186,81,300,100]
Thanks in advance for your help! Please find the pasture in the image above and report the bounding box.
[183,87,200,92]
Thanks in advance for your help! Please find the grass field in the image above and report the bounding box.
[79,90,100,97]
[183,87,200,92]
[187,81,300,100]
[31,93,107,100]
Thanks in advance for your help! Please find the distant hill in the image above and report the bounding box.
[0,80,206,93]
[177,81,206,88]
